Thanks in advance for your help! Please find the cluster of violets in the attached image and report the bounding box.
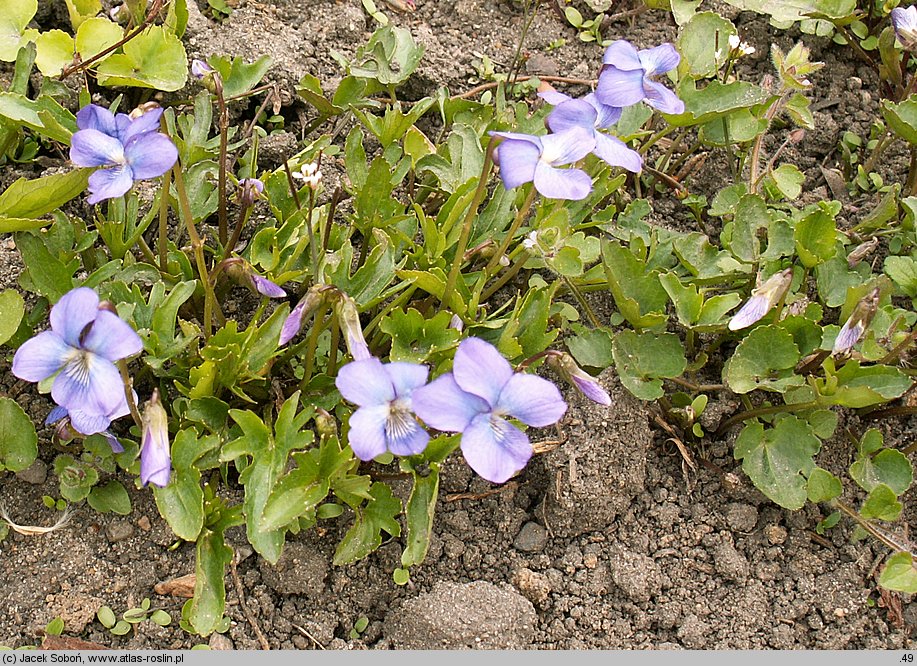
[491,39,684,201]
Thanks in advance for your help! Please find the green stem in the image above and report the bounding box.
[561,275,602,328]
[441,139,496,313]
[215,75,230,247]
[832,498,912,553]
[158,168,171,274]
[715,400,820,436]
[749,92,788,194]
[480,250,529,302]
[284,160,320,277]
[300,304,329,390]
[483,186,536,277]
[116,359,143,429]
[172,165,221,339]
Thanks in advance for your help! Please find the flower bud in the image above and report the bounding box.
[337,294,372,361]
[315,408,338,439]
[237,178,264,207]
[279,285,331,346]
[547,352,612,406]
[223,257,286,299]
[191,59,219,93]
[728,268,793,331]
[833,286,880,355]
[140,389,171,488]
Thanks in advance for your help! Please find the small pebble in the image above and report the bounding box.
[105,520,134,543]
[137,516,151,531]
[765,525,787,545]
[514,522,548,553]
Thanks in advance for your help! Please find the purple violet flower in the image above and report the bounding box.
[546,351,612,406]
[539,91,643,173]
[489,127,596,200]
[892,6,917,50]
[250,274,286,298]
[191,58,215,80]
[70,103,178,204]
[596,40,685,115]
[412,337,567,484]
[12,287,142,436]
[46,405,125,453]
[140,389,171,488]
[336,358,430,459]
[279,285,329,346]
[238,178,264,207]
[833,287,880,355]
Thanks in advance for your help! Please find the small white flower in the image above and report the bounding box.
[728,34,741,50]
[522,231,539,251]
[292,162,322,189]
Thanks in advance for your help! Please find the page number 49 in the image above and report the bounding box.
[902,654,914,662]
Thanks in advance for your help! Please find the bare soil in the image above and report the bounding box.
[1,0,917,651]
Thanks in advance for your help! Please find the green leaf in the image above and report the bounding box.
[0,92,76,144]
[110,620,131,636]
[566,325,615,369]
[860,484,902,521]
[879,552,917,593]
[850,448,913,495]
[401,464,439,568]
[45,617,64,636]
[209,54,273,99]
[63,0,101,28]
[87,480,131,515]
[34,29,74,77]
[149,610,171,627]
[806,467,842,503]
[0,0,37,62]
[677,12,737,78]
[95,25,188,91]
[0,397,37,472]
[601,239,668,329]
[187,526,233,636]
[612,330,687,400]
[0,169,91,219]
[884,255,917,298]
[882,95,917,145]
[333,483,402,565]
[721,0,855,27]
[734,417,821,510]
[97,606,117,629]
[0,289,24,346]
[770,164,805,200]
[379,308,460,363]
[723,326,802,394]
[723,194,768,263]
[816,361,913,408]
[794,206,837,268]
[664,80,770,127]
[75,17,123,65]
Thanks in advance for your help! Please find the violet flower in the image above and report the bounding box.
[46,405,125,454]
[727,268,793,331]
[489,127,596,200]
[539,91,643,173]
[238,178,264,207]
[596,40,685,115]
[222,257,285,298]
[140,389,171,488]
[546,351,612,406]
[412,338,567,484]
[191,58,215,80]
[12,287,142,436]
[279,285,329,346]
[336,358,430,459]
[892,6,917,51]
[70,103,178,204]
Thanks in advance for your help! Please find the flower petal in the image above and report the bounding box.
[602,40,644,70]
[495,372,567,427]
[412,373,489,432]
[596,65,647,108]
[68,409,113,436]
[140,423,171,488]
[538,89,573,106]
[51,353,125,419]
[584,93,622,129]
[50,287,99,347]
[539,127,595,166]
[250,274,286,298]
[346,404,390,460]
[532,162,593,200]
[81,310,143,361]
[87,166,134,204]
[638,43,681,76]
[103,431,125,454]
[572,375,612,406]
[45,404,69,425]
[460,413,532,484]
[11,331,69,382]
[336,358,396,406]
[384,362,429,397]
[124,133,178,180]
[593,133,643,173]
[70,128,125,168]
[727,294,770,331]
[491,134,540,189]
[121,107,164,144]
[545,99,598,134]
[76,105,117,134]
[452,337,513,405]
[385,414,430,457]
[642,79,685,115]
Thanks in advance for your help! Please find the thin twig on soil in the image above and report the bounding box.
[230,555,271,650]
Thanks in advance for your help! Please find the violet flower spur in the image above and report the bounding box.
[69,103,178,204]
[489,127,596,200]
[411,337,567,484]
[539,91,643,173]
[596,40,685,115]
[12,287,143,436]
[335,358,430,460]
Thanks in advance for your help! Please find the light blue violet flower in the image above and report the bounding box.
[490,127,596,200]
[539,90,643,173]
[12,287,142,436]
[596,40,685,115]
[335,358,430,460]
[70,103,178,204]
[140,389,171,488]
[412,338,567,484]
[892,5,917,50]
